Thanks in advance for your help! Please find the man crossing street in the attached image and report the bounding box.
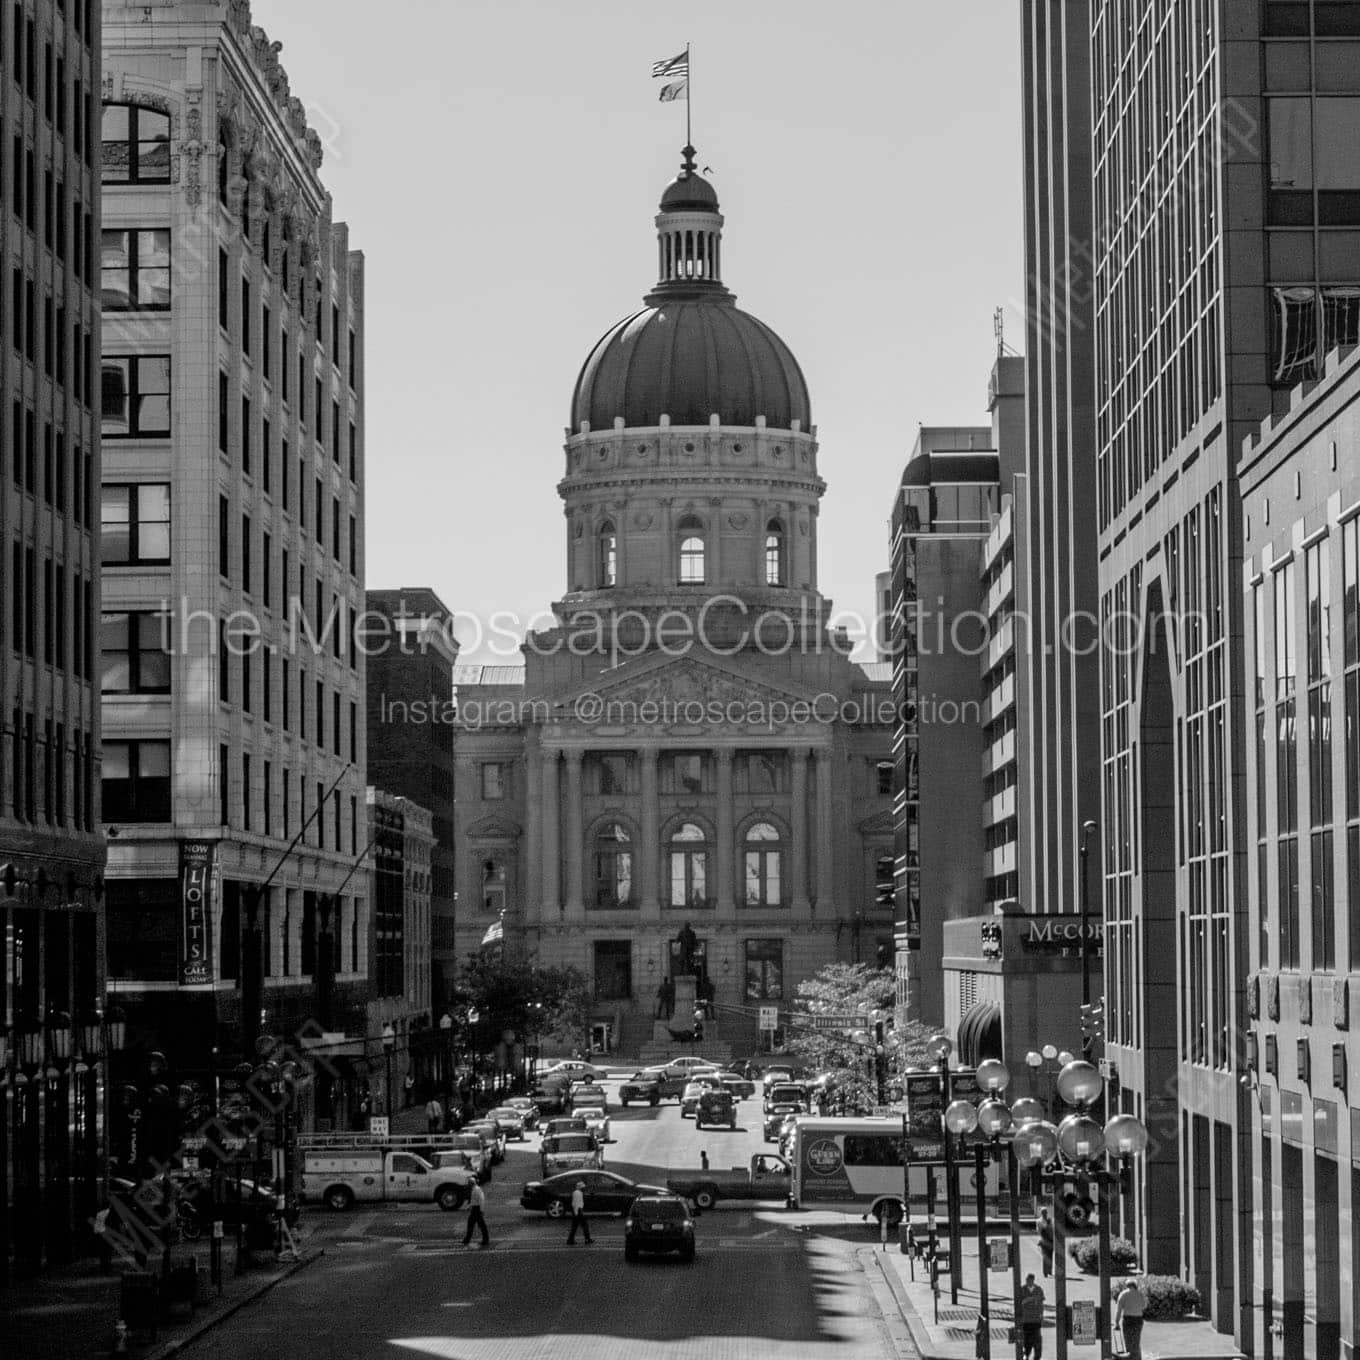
[462,1179,489,1248]
[567,1181,592,1244]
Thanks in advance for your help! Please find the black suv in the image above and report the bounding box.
[624,1195,696,1262]
[695,1088,736,1129]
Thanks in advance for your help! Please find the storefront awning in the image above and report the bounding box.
[958,1001,1003,1068]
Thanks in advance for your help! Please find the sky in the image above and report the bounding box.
[261,0,1025,663]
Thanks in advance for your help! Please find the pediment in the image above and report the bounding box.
[466,816,521,841]
[551,652,827,737]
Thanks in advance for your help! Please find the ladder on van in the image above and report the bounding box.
[295,1133,464,1152]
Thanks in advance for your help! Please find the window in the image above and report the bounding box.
[664,752,706,794]
[101,103,171,184]
[597,521,617,587]
[481,763,506,799]
[241,396,251,474]
[101,355,170,438]
[875,760,894,796]
[219,495,230,578]
[596,753,630,795]
[743,823,783,906]
[1306,541,1333,830]
[100,229,171,310]
[102,739,171,822]
[593,823,633,908]
[736,751,783,794]
[677,516,705,584]
[1273,286,1360,384]
[101,484,170,565]
[745,938,783,1000]
[101,611,171,694]
[764,520,785,586]
[669,822,710,908]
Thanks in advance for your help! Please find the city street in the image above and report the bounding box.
[184,1077,914,1359]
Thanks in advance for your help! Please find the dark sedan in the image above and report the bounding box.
[520,1169,668,1218]
[625,1194,696,1262]
[618,1071,663,1106]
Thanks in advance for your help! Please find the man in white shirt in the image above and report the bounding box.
[567,1181,592,1244]
[462,1179,489,1247]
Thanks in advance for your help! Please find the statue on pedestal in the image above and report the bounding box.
[674,921,698,977]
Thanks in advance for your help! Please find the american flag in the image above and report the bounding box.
[652,51,689,78]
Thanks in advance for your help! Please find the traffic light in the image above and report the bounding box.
[693,1020,704,1042]
[1079,1002,1105,1042]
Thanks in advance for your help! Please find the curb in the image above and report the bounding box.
[872,1248,954,1360]
[140,1249,325,1360]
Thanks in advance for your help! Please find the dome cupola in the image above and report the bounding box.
[569,146,811,433]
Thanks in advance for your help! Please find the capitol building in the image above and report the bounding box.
[452,148,896,1055]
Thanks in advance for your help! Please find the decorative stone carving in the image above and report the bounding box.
[1245,975,1259,1019]
[1265,975,1279,1021]
[183,95,204,208]
[1298,975,1312,1024]
[228,0,253,36]
[728,513,749,530]
[1334,977,1349,1030]
[633,513,654,531]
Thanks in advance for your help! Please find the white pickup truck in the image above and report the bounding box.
[300,1146,475,1212]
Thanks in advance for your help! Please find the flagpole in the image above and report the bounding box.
[685,42,692,147]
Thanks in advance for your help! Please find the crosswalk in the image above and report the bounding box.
[406,1237,802,1255]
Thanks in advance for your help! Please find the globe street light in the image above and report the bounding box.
[926,1032,963,1303]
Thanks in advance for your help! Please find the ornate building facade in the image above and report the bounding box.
[454,150,894,1056]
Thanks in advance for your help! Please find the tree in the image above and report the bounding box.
[785,963,934,1112]
[454,954,591,1059]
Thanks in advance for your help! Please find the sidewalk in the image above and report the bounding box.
[873,1224,1245,1360]
[0,1235,321,1360]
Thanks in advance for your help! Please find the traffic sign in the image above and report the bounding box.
[758,1006,779,1031]
[799,1013,860,1031]
[368,1115,389,1137]
[987,1239,1011,1272]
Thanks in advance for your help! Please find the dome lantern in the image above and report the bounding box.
[648,144,728,303]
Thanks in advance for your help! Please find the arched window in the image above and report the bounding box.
[677,516,706,584]
[744,822,783,906]
[101,103,171,185]
[669,822,710,907]
[764,520,785,587]
[593,823,633,908]
[597,521,617,588]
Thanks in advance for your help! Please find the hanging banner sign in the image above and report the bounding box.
[179,840,216,987]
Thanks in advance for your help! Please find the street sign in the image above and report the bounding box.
[987,1239,1011,1272]
[799,1013,860,1031]
[368,1116,389,1137]
[1069,1299,1097,1345]
[759,1006,779,1031]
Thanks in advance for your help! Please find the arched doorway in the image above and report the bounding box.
[1138,580,1183,1274]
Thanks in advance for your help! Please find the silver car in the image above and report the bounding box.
[488,1106,528,1141]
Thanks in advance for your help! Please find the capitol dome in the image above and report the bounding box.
[569,146,811,433]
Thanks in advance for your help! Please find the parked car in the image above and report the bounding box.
[541,1116,591,1140]
[663,1056,722,1082]
[580,1105,612,1144]
[618,1071,664,1107]
[625,1194,696,1262]
[540,1133,604,1177]
[569,1082,608,1115]
[428,1143,491,1184]
[521,1169,667,1218]
[695,1088,737,1130]
[488,1107,529,1141]
[531,1081,570,1115]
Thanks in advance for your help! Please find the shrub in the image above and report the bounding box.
[1069,1235,1139,1273]
[1140,1275,1202,1319]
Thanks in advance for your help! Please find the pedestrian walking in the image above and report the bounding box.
[1114,1278,1147,1359]
[1036,1207,1054,1278]
[425,1096,443,1134]
[462,1179,489,1247]
[566,1181,592,1244]
[1018,1273,1045,1359]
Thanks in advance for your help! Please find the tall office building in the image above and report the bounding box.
[1,0,105,1284]
[1086,0,1360,1345]
[365,588,457,1011]
[1019,0,1100,926]
[101,2,367,1085]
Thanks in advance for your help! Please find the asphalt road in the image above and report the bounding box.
[185,1074,917,1360]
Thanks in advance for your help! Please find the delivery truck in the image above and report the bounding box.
[297,1134,476,1212]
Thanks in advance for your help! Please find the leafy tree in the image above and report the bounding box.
[453,954,591,1058]
[785,963,935,1112]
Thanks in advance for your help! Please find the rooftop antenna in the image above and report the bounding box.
[994,306,1005,357]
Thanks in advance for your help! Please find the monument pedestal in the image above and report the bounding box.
[650,974,717,1046]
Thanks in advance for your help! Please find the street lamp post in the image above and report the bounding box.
[381,1023,396,1119]
[1013,1059,1147,1360]
[926,1031,962,1304]
[1079,819,1099,1058]
[438,1013,453,1105]
[466,1009,480,1115]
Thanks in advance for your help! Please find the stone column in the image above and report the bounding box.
[524,741,541,921]
[639,745,660,918]
[814,747,834,912]
[790,749,810,911]
[564,749,584,918]
[715,749,735,914]
[540,750,560,916]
